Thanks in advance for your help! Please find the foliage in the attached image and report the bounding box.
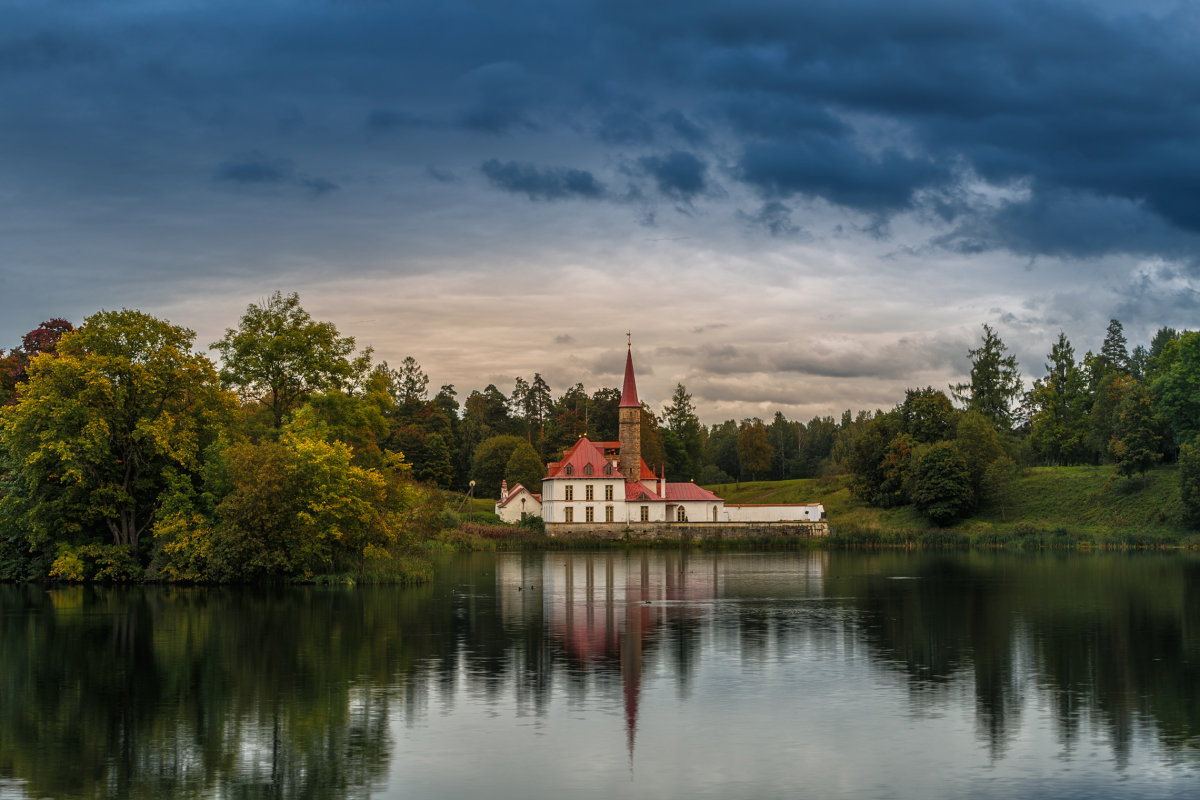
[900,387,956,443]
[1028,332,1090,465]
[737,418,772,480]
[952,324,1022,430]
[505,440,545,493]
[470,434,525,498]
[212,291,370,428]
[0,310,231,557]
[1179,441,1200,528]
[955,410,1007,503]
[911,442,973,525]
[1151,330,1200,451]
[1110,382,1162,485]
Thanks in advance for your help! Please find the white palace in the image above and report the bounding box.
[496,344,824,528]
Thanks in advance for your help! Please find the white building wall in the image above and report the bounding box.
[722,504,825,522]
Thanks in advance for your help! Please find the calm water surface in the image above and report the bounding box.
[2,550,1199,799]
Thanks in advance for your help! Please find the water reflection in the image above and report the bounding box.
[1,551,1198,799]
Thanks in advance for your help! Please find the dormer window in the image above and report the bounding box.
[584,463,593,476]
[565,464,573,476]
[604,463,613,476]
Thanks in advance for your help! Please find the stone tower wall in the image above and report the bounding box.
[618,405,641,480]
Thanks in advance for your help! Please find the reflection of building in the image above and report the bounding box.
[495,552,717,760]
[538,344,825,529]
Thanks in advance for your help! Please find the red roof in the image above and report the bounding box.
[496,483,542,508]
[619,348,640,408]
[546,438,619,479]
[624,482,665,502]
[547,437,658,481]
[663,483,722,501]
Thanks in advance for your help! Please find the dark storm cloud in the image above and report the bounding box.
[638,151,707,202]
[659,110,707,146]
[481,159,605,201]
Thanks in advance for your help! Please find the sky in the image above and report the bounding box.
[2,0,1198,425]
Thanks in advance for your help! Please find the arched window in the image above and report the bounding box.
[604,463,613,476]
[584,463,593,476]
[565,464,573,476]
[677,507,687,522]
[712,507,718,522]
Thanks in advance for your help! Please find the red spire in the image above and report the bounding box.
[619,346,640,408]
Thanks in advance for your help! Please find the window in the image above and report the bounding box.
[564,507,574,523]
[640,506,649,522]
[584,463,593,476]
[605,506,614,522]
[585,506,594,522]
[585,484,594,501]
[677,507,687,522]
[713,507,718,522]
[565,464,573,476]
[604,485,613,501]
[565,486,574,501]
[605,463,613,476]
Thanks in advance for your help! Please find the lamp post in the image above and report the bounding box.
[467,480,475,524]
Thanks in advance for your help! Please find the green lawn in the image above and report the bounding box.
[706,465,1199,547]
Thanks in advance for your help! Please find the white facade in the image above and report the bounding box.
[722,504,825,522]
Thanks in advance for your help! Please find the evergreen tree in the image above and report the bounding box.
[737,419,772,480]
[664,383,704,478]
[1029,332,1089,465]
[951,324,1022,431]
[1097,318,1130,379]
[1110,382,1162,486]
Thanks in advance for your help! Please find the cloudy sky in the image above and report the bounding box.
[3,0,1198,424]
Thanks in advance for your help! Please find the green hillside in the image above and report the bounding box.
[707,465,1200,548]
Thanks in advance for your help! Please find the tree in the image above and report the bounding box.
[397,356,429,405]
[981,456,1020,520]
[706,420,740,480]
[952,324,1022,430]
[1110,382,1161,486]
[212,291,370,428]
[505,441,545,494]
[1179,441,1200,528]
[1,310,231,558]
[1096,318,1130,381]
[470,435,525,498]
[955,410,1006,504]
[737,419,772,480]
[1028,332,1089,465]
[911,442,972,525]
[900,387,956,443]
[1151,330,1200,452]
[664,383,703,478]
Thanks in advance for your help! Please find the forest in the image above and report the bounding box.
[1,292,1197,582]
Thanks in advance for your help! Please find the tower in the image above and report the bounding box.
[618,339,642,481]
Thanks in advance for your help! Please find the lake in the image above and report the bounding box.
[2,550,1198,799]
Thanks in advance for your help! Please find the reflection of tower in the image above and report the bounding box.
[618,341,642,481]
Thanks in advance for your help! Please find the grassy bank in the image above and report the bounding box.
[708,465,1199,549]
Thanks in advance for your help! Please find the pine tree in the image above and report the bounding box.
[951,324,1022,431]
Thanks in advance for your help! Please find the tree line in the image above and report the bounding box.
[2,294,1197,583]
[840,320,1200,525]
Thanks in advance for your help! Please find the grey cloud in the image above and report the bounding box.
[597,110,655,145]
[659,110,707,146]
[214,152,338,196]
[739,201,801,237]
[426,166,459,183]
[554,334,576,344]
[638,151,707,202]
[481,159,605,201]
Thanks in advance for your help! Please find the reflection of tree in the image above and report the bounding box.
[834,552,1200,763]
[4,551,1200,798]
